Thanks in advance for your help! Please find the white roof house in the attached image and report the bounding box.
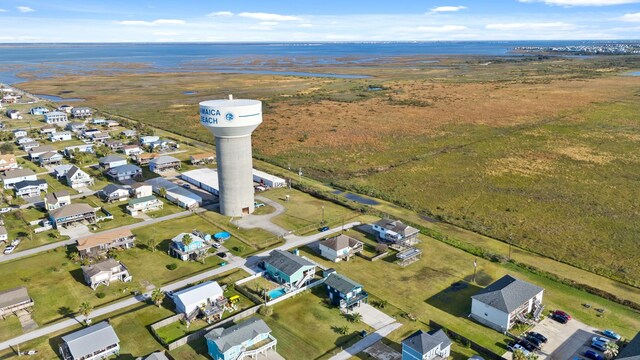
[180,168,219,195]
[58,321,120,360]
[173,281,224,315]
[146,177,202,209]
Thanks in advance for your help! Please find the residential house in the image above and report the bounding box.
[324,271,368,310]
[263,249,316,289]
[16,136,35,146]
[144,352,170,360]
[149,155,181,173]
[123,144,143,157]
[319,234,363,262]
[49,131,73,142]
[53,164,74,179]
[105,139,124,152]
[40,125,57,135]
[44,191,71,211]
[1,95,17,104]
[0,154,18,172]
[99,154,127,170]
[30,106,49,115]
[82,128,101,138]
[205,317,277,360]
[65,166,94,189]
[59,321,120,360]
[617,331,640,360]
[139,135,160,146]
[146,177,202,209]
[21,141,41,152]
[28,145,56,161]
[66,121,86,132]
[148,139,176,151]
[38,151,64,166]
[12,129,27,138]
[372,219,420,245]
[57,104,73,114]
[106,120,119,127]
[470,275,544,333]
[48,203,97,229]
[99,184,130,203]
[190,152,215,165]
[71,107,92,118]
[81,259,131,290]
[106,164,143,181]
[1,169,37,189]
[172,280,224,317]
[14,179,48,198]
[126,195,163,216]
[121,129,137,138]
[0,226,7,242]
[91,132,111,143]
[6,109,21,120]
[130,183,153,198]
[135,152,158,166]
[63,144,94,158]
[44,111,68,125]
[169,232,209,261]
[76,228,136,258]
[0,287,34,319]
[401,329,452,360]
[92,118,107,125]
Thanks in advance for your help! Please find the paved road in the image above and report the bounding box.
[0,222,359,351]
[0,208,202,264]
[329,322,403,360]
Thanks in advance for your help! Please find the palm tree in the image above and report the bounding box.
[151,288,165,307]
[158,187,167,199]
[69,252,80,263]
[182,234,193,247]
[350,312,363,323]
[604,341,619,359]
[78,302,93,323]
[512,349,527,360]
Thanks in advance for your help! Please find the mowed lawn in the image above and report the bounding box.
[198,211,281,255]
[299,227,640,354]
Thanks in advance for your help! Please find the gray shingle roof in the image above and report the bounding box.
[61,321,120,359]
[618,331,640,360]
[324,273,362,295]
[1,168,36,180]
[374,219,419,237]
[471,275,544,313]
[402,329,451,355]
[110,164,141,174]
[264,249,315,277]
[14,179,46,190]
[205,317,272,352]
[320,234,361,251]
[145,352,170,360]
[101,183,126,195]
[0,287,30,309]
[150,155,180,165]
[81,259,121,278]
[49,203,95,219]
[99,154,126,164]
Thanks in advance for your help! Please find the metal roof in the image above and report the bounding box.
[151,155,180,165]
[618,331,640,359]
[173,281,223,311]
[128,195,158,206]
[13,179,46,190]
[324,273,362,295]
[402,329,451,355]
[61,321,120,360]
[145,352,170,360]
[264,249,315,277]
[99,154,126,164]
[205,317,272,352]
[471,275,544,313]
[49,203,95,220]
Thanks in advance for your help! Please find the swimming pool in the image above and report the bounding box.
[268,288,286,299]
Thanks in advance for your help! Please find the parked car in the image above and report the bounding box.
[254,201,265,208]
[212,242,221,249]
[518,339,538,352]
[591,340,607,352]
[182,183,191,189]
[592,337,610,344]
[0,207,11,213]
[602,329,621,340]
[584,350,604,360]
[507,343,530,356]
[318,226,330,232]
[524,335,543,348]
[217,252,227,258]
[3,245,15,254]
[10,239,20,246]
[553,310,572,320]
[528,332,548,343]
[551,313,568,324]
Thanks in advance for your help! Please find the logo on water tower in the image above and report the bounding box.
[225,112,235,122]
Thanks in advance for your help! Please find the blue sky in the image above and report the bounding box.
[0,0,639,42]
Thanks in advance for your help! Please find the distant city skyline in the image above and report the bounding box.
[0,0,639,42]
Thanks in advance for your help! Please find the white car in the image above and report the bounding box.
[509,344,530,356]
[212,242,221,249]
[0,207,11,214]
[10,239,20,246]
[3,246,15,254]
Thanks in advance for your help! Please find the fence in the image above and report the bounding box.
[234,271,265,286]
[34,225,52,233]
[150,313,185,332]
[429,320,505,360]
[265,278,325,306]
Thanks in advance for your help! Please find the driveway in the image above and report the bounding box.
[357,303,396,330]
[503,317,599,360]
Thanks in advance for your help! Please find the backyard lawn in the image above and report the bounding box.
[3,209,70,252]
[197,212,282,256]
[0,316,22,344]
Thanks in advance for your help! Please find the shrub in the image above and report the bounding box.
[96,292,106,299]
[166,263,178,270]
[258,305,273,317]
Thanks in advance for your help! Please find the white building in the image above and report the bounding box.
[59,321,120,360]
[319,234,363,262]
[401,329,452,360]
[49,131,73,142]
[470,275,544,333]
[180,168,219,195]
[12,129,27,138]
[65,166,95,189]
[71,107,92,118]
[146,177,202,209]
[372,219,420,245]
[44,111,69,124]
[252,169,286,188]
[1,169,37,189]
[172,281,224,316]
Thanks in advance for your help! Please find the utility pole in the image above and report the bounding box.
[298,168,302,184]
[473,258,477,283]
[321,202,325,225]
[508,233,513,261]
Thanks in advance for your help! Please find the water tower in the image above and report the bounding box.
[200,95,262,216]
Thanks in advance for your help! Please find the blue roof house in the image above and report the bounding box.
[324,272,368,310]
[205,317,277,360]
[263,250,316,289]
[169,232,209,261]
[402,329,452,360]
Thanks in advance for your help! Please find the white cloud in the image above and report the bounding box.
[416,25,468,32]
[486,22,575,30]
[117,19,185,26]
[620,12,640,21]
[299,23,313,28]
[238,12,302,21]
[0,8,7,12]
[259,22,279,26]
[152,31,180,36]
[17,6,34,13]
[430,6,467,12]
[519,0,640,6]
[207,11,233,17]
